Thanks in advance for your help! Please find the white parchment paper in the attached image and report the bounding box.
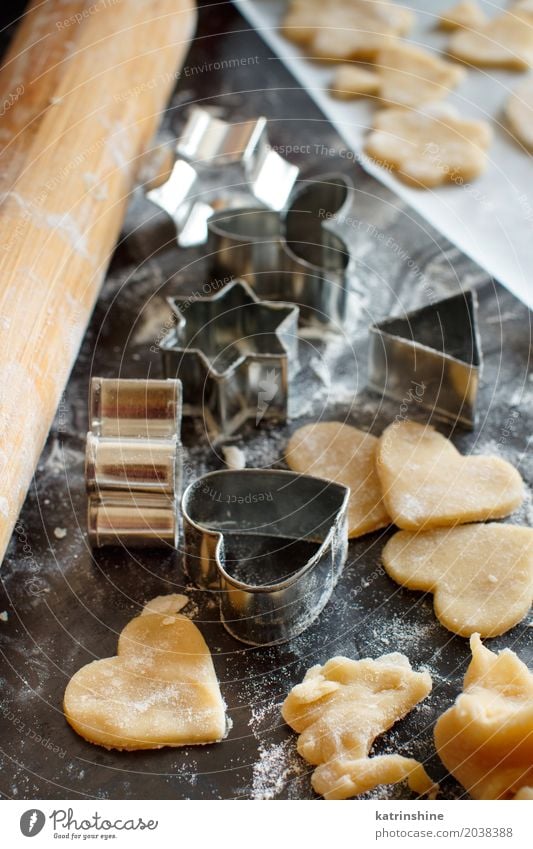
[235,0,533,309]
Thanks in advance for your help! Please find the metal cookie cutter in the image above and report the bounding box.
[146,107,299,247]
[160,279,299,437]
[207,174,354,326]
[368,289,483,429]
[182,469,350,645]
[86,378,182,547]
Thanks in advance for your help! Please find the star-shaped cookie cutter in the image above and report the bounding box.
[368,289,483,429]
[160,279,299,438]
[181,469,350,645]
[206,173,355,326]
[145,107,299,247]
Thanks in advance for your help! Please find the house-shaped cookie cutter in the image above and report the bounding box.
[368,289,483,429]
[86,378,182,547]
[182,469,350,645]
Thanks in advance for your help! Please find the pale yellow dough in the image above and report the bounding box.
[330,65,380,99]
[364,106,492,187]
[439,1,486,31]
[285,421,390,538]
[64,600,226,750]
[435,634,533,799]
[382,524,533,637]
[376,43,465,108]
[376,421,524,529]
[282,654,437,799]
[506,77,533,150]
[449,7,533,69]
[281,0,413,62]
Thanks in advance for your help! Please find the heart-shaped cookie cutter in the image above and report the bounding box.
[181,469,350,645]
[207,174,354,327]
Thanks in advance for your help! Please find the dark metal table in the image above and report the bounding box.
[1,0,531,800]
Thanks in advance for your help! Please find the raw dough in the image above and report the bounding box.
[282,653,437,799]
[449,7,533,69]
[435,634,533,799]
[382,524,533,637]
[506,77,533,150]
[376,421,524,529]
[439,1,486,31]
[331,65,380,99]
[281,0,413,62]
[64,600,226,750]
[376,43,465,108]
[364,106,492,187]
[141,593,189,615]
[285,421,390,538]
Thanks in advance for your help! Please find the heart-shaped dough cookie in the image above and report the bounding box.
[285,421,390,538]
[435,634,533,798]
[364,106,492,187]
[382,524,533,637]
[64,600,226,750]
[376,421,524,530]
[439,1,487,31]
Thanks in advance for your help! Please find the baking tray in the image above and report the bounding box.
[0,0,531,800]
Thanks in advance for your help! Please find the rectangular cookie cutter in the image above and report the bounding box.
[181,469,350,645]
[86,378,182,547]
[368,289,483,429]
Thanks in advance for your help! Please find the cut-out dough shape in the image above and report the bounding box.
[281,0,413,62]
[376,421,524,529]
[364,106,492,187]
[435,634,533,798]
[382,524,533,637]
[506,77,533,150]
[285,421,390,538]
[439,1,486,31]
[331,65,380,99]
[449,6,533,69]
[64,599,226,750]
[377,43,465,108]
[282,653,437,800]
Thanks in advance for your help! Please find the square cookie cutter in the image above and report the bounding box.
[160,279,299,438]
[181,469,350,645]
[86,378,182,547]
[368,289,483,429]
[206,173,355,327]
[145,107,299,247]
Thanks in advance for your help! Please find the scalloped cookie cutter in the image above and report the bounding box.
[181,469,350,645]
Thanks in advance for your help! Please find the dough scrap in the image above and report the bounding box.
[282,653,437,799]
[376,421,524,529]
[364,106,492,187]
[506,77,533,150]
[377,43,465,108]
[141,593,189,616]
[439,1,486,31]
[281,0,413,62]
[449,7,533,69]
[285,421,390,538]
[64,600,226,750]
[435,634,533,799]
[382,524,533,637]
[330,65,380,99]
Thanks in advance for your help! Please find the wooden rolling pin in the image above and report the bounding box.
[0,0,196,561]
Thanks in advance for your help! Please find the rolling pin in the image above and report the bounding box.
[0,0,196,562]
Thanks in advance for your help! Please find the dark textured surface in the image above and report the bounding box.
[0,0,532,800]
